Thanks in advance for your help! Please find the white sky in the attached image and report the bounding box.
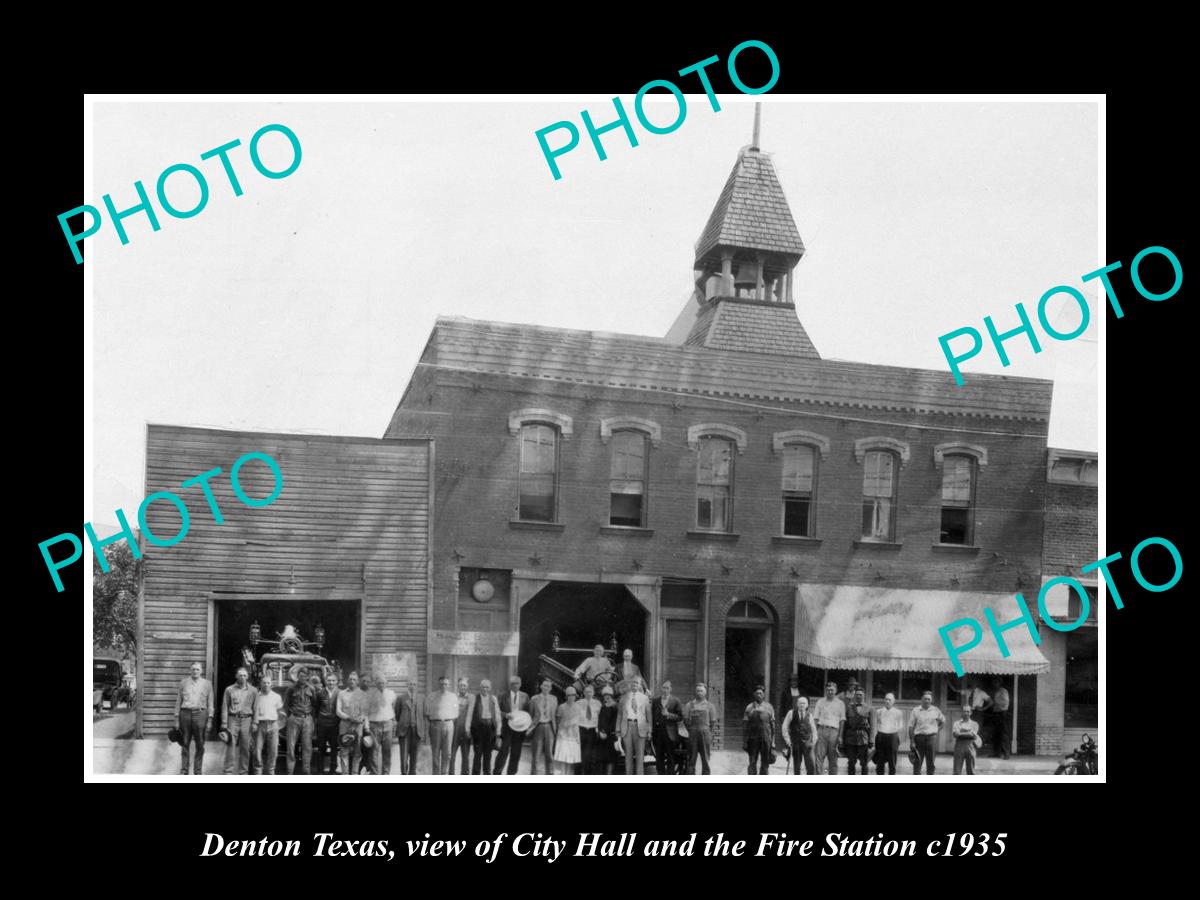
[91,98,1098,525]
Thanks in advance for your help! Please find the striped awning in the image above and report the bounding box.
[794,584,1050,675]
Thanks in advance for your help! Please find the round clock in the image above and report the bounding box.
[471,578,495,603]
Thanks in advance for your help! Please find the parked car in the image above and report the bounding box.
[93,657,123,713]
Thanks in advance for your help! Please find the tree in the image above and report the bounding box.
[93,543,141,653]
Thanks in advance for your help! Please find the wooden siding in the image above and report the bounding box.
[139,425,431,737]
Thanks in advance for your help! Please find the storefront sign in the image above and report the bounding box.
[370,651,418,688]
[428,630,520,657]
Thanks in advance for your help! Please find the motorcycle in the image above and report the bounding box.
[1054,733,1098,775]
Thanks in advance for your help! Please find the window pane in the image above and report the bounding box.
[900,671,933,701]
[610,431,645,481]
[698,438,732,485]
[697,485,729,530]
[942,455,972,503]
[940,507,970,544]
[610,492,643,528]
[862,498,892,540]
[783,496,811,536]
[782,445,814,492]
[863,450,894,498]
[519,491,555,522]
[872,671,899,700]
[521,425,556,475]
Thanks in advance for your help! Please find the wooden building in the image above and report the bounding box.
[137,425,432,738]
[386,136,1053,750]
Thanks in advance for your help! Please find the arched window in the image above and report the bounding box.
[518,423,559,522]
[609,429,648,527]
[696,436,734,532]
[727,598,771,622]
[861,449,898,541]
[939,453,976,545]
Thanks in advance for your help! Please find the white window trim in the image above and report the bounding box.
[687,424,747,454]
[508,408,573,439]
[771,430,831,457]
[933,442,988,468]
[600,417,662,447]
[853,436,910,468]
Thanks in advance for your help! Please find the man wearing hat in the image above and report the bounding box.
[336,671,367,776]
[743,684,775,776]
[494,675,530,775]
[283,666,318,775]
[220,666,258,775]
[251,671,284,775]
[174,661,214,775]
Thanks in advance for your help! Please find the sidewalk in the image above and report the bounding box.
[93,737,1058,776]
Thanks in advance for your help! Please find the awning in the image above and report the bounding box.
[794,584,1051,675]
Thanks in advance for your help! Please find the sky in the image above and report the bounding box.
[90,98,1099,526]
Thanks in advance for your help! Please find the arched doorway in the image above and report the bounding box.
[518,582,648,696]
[723,597,774,748]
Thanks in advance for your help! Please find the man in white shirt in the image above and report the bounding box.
[574,645,614,686]
[175,661,214,775]
[576,683,602,774]
[251,672,284,775]
[908,691,945,775]
[335,671,367,776]
[812,682,846,776]
[428,675,460,775]
[872,692,905,775]
[366,675,397,775]
[951,705,980,775]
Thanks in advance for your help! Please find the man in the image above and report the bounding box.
[619,678,652,774]
[395,682,427,775]
[782,695,816,775]
[220,666,257,775]
[366,675,397,775]
[908,690,945,775]
[952,704,980,775]
[283,666,318,775]
[812,681,846,776]
[872,692,904,776]
[842,687,872,775]
[528,677,558,775]
[313,672,341,775]
[427,675,459,775]
[449,677,472,775]
[465,678,501,774]
[990,678,1011,759]
[252,671,283,775]
[574,644,614,687]
[964,678,992,734]
[336,671,367,776]
[175,661,214,775]
[494,675,530,775]
[682,683,718,775]
[651,680,683,775]
[615,649,642,696]
[576,683,601,774]
[743,685,775,776]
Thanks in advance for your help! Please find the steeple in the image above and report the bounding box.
[673,104,819,359]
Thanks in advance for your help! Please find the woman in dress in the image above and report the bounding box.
[595,685,620,775]
[552,685,582,774]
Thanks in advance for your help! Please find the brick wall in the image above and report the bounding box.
[1043,481,1099,575]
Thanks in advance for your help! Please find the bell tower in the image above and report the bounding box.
[671,105,820,359]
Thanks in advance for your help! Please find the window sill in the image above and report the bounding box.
[508,520,565,532]
[686,530,740,543]
[931,543,981,554]
[852,540,903,550]
[600,525,655,537]
[771,536,822,547]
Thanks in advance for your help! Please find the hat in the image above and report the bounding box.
[339,732,357,748]
[677,723,689,740]
[217,727,231,744]
[361,733,375,750]
[167,727,182,745]
[508,710,533,733]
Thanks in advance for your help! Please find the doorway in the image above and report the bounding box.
[723,625,771,747]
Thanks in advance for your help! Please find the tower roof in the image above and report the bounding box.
[693,147,805,267]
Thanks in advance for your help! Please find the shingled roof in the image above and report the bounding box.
[694,148,805,265]
[422,317,1053,424]
[684,297,821,359]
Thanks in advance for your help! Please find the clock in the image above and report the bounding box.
[471,578,495,603]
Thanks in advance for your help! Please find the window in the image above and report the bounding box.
[609,430,647,527]
[518,423,558,521]
[940,454,975,544]
[861,450,897,541]
[1064,627,1098,727]
[696,436,734,531]
[781,444,817,536]
[870,671,932,701]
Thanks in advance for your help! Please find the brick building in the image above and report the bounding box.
[1034,449,1098,756]
[386,136,1054,751]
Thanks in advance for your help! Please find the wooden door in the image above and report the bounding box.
[663,618,701,699]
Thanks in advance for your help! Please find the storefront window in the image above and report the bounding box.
[1065,627,1098,727]
[899,671,933,701]
[871,671,899,699]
